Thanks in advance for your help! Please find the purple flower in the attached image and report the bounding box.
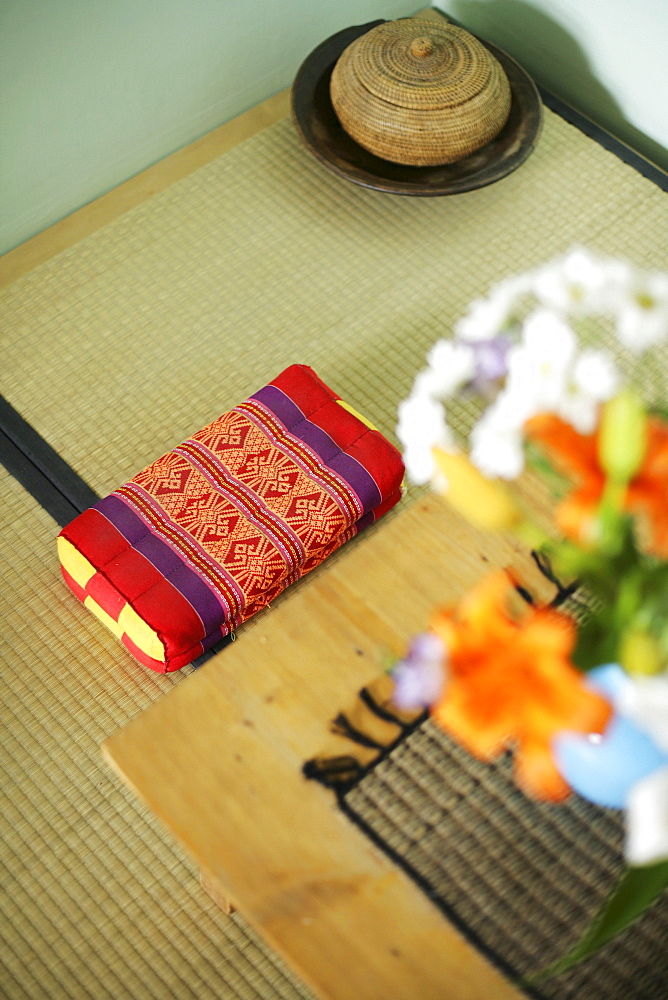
[392,632,446,711]
[466,335,512,394]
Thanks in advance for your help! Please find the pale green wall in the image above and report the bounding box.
[0,0,418,256]
[3,1,666,258]
[435,0,668,173]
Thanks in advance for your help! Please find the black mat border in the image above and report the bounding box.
[0,395,99,527]
[539,87,667,191]
[0,395,230,667]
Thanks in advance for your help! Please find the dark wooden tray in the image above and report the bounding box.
[291,20,543,196]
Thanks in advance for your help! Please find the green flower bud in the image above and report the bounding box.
[598,390,647,484]
[619,629,664,676]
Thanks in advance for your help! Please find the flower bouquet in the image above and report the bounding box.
[393,248,668,972]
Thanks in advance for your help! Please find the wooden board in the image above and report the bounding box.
[103,492,557,1000]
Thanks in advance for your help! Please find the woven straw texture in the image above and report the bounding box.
[344,721,668,1000]
[1,100,667,999]
[0,468,317,1000]
[1,109,666,501]
[330,19,512,165]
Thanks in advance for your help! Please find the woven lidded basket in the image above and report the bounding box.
[330,19,512,166]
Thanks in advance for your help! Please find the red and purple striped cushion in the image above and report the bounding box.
[58,365,404,671]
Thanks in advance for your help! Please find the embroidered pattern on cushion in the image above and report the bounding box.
[120,405,358,635]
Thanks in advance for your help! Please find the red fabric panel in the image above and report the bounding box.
[86,571,126,621]
[270,364,340,415]
[272,365,404,500]
[367,489,403,523]
[62,527,206,666]
[131,577,205,660]
[61,507,129,564]
[121,632,203,673]
[102,547,165,601]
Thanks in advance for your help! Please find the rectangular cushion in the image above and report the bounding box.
[58,365,405,671]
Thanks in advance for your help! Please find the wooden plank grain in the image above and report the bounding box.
[103,494,553,1000]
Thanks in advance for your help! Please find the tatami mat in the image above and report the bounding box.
[0,469,316,1000]
[2,97,667,1000]
[1,108,666,501]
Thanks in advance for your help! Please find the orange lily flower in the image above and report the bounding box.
[525,412,668,556]
[431,573,612,802]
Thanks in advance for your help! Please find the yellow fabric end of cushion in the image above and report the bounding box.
[82,595,166,662]
[84,595,124,639]
[336,399,379,432]
[58,535,96,588]
[117,603,165,662]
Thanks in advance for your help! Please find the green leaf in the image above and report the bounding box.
[648,404,668,422]
[524,442,570,496]
[572,615,620,672]
[533,860,668,980]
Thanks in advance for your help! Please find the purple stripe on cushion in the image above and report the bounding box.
[253,385,337,455]
[251,385,382,513]
[327,454,381,511]
[355,510,375,532]
[201,625,226,652]
[94,493,148,546]
[94,494,225,636]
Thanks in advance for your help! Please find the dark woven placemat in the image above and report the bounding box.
[343,719,668,1000]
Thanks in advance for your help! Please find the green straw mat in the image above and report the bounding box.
[0,469,316,1000]
[1,109,666,499]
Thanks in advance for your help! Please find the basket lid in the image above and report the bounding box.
[335,18,504,112]
[329,18,512,166]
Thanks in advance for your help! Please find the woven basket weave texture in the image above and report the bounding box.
[330,18,512,166]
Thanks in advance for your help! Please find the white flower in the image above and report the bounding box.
[466,308,620,477]
[626,764,668,865]
[615,271,668,352]
[412,367,450,399]
[559,350,620,433]
[618,675,668,754]
[503,310,618,434]
[398,341,476,487]
[399,248,667,487]
[618,674,668,865]
[532,247,628,316]
[419,339,476,397]
[469,392,529,479]
[453,275,530,343]
[572,349,620,402]
[397,393,454,485]
[509,308,577,412]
